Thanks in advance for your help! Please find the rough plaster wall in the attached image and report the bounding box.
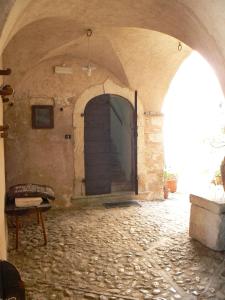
[0,56,6,259]
[4,57,134,205]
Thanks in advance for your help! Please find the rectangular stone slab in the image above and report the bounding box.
[190,194,225,214]
[189,194,225,251]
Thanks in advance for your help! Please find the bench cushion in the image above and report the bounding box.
[6,183,55,205]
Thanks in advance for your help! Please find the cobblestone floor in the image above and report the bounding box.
[7,194,225,300]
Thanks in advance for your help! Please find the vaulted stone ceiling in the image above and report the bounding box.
[1,0,225,108]
[3,21,190,109]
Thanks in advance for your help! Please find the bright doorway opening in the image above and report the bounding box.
[162,51,225,194]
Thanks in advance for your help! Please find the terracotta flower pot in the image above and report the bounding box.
[163,185,169,199]
[166,179,177,193]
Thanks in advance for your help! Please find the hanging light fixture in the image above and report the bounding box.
[82,29,96,77]
[178,41,182,52]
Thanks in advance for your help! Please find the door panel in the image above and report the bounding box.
[85,143,110,154]
[84,95,111,195]
[84,94,136,196]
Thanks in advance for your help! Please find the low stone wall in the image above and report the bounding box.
[189,194,225,251]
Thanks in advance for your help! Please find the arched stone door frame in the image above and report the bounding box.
[73,79,144,198]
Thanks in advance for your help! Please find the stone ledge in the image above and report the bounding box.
[189,194,225,251]
[190,194,225,214]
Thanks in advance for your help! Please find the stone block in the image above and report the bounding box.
[151,117,163,128]
[145,133,162,143]
[189,194,225,251]
[190,194,225,214]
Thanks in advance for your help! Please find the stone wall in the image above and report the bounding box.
[4,56,164,205]
[136,112,164,199]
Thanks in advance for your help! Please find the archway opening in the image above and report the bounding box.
[163,51,225,195]
[84,94,135,195]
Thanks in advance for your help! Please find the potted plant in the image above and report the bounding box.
[213,170,222,185]
[221,157,225,191]
[164,170,177,193]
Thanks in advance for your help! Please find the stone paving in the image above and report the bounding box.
[7,194,225,300]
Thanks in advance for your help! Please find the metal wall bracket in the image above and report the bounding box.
[0,68,11,76]
[2,96,9,103]
[0,125,9,131]
[0,124,9,138]
[0,85,14,96]
[1,132,8,138]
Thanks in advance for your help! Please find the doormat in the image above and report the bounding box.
[103,200,141,209]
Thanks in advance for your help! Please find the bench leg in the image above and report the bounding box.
[36,207,40,224]
[15,215,19,249]
[39,211,47,245]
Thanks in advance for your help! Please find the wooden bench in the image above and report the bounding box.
[5,184,55,249]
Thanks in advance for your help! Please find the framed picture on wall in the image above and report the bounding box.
[32,105,54,129]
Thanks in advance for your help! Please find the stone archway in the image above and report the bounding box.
[73,79,144,198]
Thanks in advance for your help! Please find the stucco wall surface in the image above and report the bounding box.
[4,57,118,204]
[4,55,165,204]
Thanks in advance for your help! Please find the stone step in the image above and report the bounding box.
[71,192,136,208]
[111,181,133,192]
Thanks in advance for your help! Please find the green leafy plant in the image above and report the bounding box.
[212,169,222,185]
[214,170,221,177]
[163,170,177,181]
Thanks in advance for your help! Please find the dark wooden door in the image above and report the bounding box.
[84,95,111,195]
